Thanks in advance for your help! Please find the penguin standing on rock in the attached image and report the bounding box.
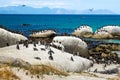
[16,42,20,50]
[70,56,74,61]
[25,41,29,48]
[48,48,55,55]
[33,42,36,47]
[48,48,54,60]
[49,55,53,60]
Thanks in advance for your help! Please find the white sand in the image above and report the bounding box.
[2,63,119,80]
[90,63,120,78]
[9,67,107,80]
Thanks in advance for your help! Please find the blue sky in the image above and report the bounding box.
[0,0,120,13]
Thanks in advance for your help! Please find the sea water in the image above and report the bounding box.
[0,14,120,37]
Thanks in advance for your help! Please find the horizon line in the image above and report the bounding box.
[0,14,119,15]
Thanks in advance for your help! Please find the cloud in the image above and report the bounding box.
[0,0,72,9]
[0,0,120,13]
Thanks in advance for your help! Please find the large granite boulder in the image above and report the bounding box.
[51,36,89,58]
[0,28,27,47]
[93,26,120,39]
[30,30,56,38]
[93,31,113,39]
[72,25,93,38]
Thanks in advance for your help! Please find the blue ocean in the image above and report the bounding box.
[0,14,120,37]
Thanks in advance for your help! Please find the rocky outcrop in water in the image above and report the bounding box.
[72,25,93,38]
[93,26,120,39]
[30,30,56,38]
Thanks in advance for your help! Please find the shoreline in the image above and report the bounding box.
[0,25,120,80]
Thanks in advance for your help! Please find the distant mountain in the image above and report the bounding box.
[80,9,115,14]
[0,6,115,14]
[0,6,74,14]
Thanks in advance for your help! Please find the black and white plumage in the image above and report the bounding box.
[33,47,38,51]
[48,49,55,55]
[34,57,41,60]
[16,44,20,50]
[70,56,74,61]
[40,48,46,51]
[49,55,54,60]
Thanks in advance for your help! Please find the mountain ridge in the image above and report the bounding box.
[0,6,116,14]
